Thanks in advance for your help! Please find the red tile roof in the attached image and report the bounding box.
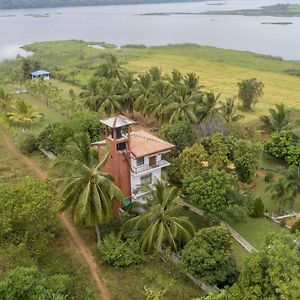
[92,130,174,158]
[130,130,174,158]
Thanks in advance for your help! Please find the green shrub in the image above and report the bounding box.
[291,219,300,233]
[160,121,196,157]
[37,112,103,154]
[18,133,38,154]
[181,227,237,287]
[264,131,300,165]
[99,233,142,268]
[249,197,265,218]
[264,172,274,182]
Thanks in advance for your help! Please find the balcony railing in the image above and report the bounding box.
[131,159,170,174]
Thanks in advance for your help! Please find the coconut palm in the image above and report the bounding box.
[120,72,137,118]
[282,165,300,197]
[266,179,293,214]
[148,67,162,82]
[123,181,195,252]
[53,133,124,248]
[88,79,122,116]
[144,80,172,123]
[167,69,183,89]
[259,103,291,132]
[182,72,203,95]
[219,97,244,123]
[80,77,100,111]
[198,91,221,123]
[95,55,124,80]
[0,87,12,111]
[164,86,199,124]
[134,72,153,114]
[6,99,43,128]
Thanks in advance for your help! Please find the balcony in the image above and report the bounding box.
[131,159,170,175]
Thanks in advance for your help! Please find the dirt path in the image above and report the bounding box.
[0,128,111,300]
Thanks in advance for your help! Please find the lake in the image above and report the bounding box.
[0,0,300,61]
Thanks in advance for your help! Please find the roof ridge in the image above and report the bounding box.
[133,130,170,145]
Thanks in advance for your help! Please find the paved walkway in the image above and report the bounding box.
[177,199,257,253]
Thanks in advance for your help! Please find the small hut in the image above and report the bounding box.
[31,70,51,80]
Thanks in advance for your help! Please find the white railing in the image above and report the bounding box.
[132,159,170,174]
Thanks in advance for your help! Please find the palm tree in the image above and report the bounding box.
[144,80,172,124]
[95,55,124,80]
[148,67,162,82]
[164,86,199,124]
[182,72,203,95]
[198,91,221,123]
[167,69,183,89]
[0,87,12,111]
[123,181,195,252]
[259,103,291,132]
[134,72,153,114]
[282,165,300,197]
[85,79,122,115]
[53,133,124,248]
[219,97,244,123]
[6,99,43,128]
[80,77,100,111]
[120,72,137,118]
[266,179,293,215]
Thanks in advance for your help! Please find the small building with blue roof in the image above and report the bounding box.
[31,70,51,80]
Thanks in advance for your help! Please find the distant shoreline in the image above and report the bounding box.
[0,0,207,10]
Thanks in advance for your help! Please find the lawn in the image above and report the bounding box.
[229,218,287,249]
[100,257,203,300]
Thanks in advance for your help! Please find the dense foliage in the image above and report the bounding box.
[160,121,196,157]
[0,177,59,260]
[183,168,250,221]
[264,131,300,165]
[123,181,195,252]
[17,132,38,154]
[37,111,103,154]
[229,232,300,299]
[100,233,142,267]
[0,266,71,300]
[181,227,237,287]
[238,78,264,110]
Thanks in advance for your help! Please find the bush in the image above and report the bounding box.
[249,197,265,218]
[37,123,59,153]
[264,172,274,182]
[160,121,196,157]
[18,133,38,154]
[37,112,103,154]
[291,219,300,233]
[99,233,142,268]
[181,227,237,287]
[264,131,300,165]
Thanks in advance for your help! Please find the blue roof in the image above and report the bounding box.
[31,70,50,76]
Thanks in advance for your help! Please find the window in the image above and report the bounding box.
[117,142,127,151]
[140,174,152,185]
[136,157,144,166]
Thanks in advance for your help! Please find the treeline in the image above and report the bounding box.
[0,0,199,9]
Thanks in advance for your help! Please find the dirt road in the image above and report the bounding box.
[0,128,111,300]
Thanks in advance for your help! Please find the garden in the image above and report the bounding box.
[1,41,300,299]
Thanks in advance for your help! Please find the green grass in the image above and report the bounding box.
[19,40,300,123]
[229,218,287,249]
[231,240,248,269]
[100,257,203,300]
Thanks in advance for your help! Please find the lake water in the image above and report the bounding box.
[0,0,300,61]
